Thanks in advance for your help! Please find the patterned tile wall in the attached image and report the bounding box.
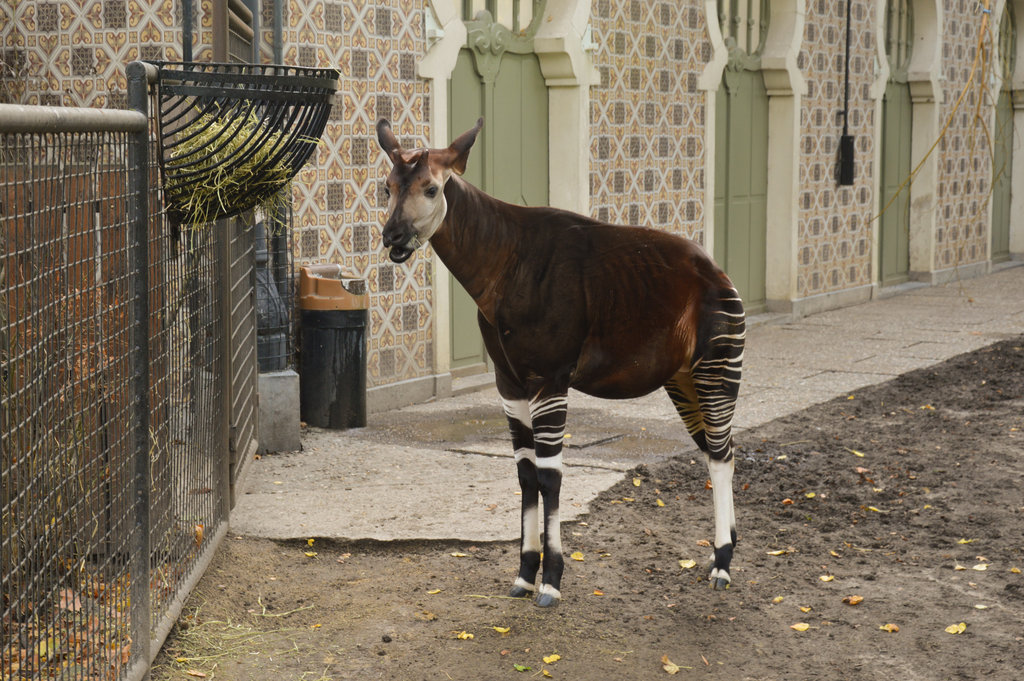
[796,0,878,297]
[0,0,185,107]
[588,0,710,240]
[282,0,433,388]
[934,0,993,270]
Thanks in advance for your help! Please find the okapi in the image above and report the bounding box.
[376,118,745,607]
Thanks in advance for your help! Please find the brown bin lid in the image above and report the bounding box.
[298,264,369,310]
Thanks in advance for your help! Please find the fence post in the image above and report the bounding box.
[126,60,153,679]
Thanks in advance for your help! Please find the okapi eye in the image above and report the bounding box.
[382,185,391,199]
[425,186,439,198]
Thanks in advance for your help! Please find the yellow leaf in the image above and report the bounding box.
[790,622,810,632]
[819,575,834,582]
[451,552,468,557]
[456,630,474,640]
[767,549,788,556]
[800,606,812,613]
[570,551,585,562]
[829,550,840,557]
[944,622,967,635]
[974,604,988,610]
[563,433,571,439]
[847,448,866,458]
[772,596,785,604]
[661,655,680,674]
[427,589,442,594]
[176,657,190,663]
[805,492,816,499]
[307,538,315,546]
[957,538,975,544]
[1011,567,1021,574]
[954,563,967,571]
[622,496,635,502]
[867,506,882,513]
[593,589,604,596]
[920,404,935,410]
[879,623,900,633]
[311,623,322,629]
[186,671,207,679]
[304,551,318,558]
[633,478,642,487]
[542,670,553,678]
[492,626,510,634]
[972,563,988,571]
[656,498,666,507]
[678,559,697,570]
[543,654,561,664]
[842,595,864,605]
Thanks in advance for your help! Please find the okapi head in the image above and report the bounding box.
[375,117,483,263]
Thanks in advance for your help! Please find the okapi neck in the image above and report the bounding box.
[430,176,518,323]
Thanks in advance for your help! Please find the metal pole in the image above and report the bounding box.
[125,60,153,681]
[183,0,193,63]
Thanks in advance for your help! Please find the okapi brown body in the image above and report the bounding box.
[377,118,745,607]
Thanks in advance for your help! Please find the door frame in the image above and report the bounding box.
[700,0,805,313]
[1002,0,1024,260]
[418,0,597,391]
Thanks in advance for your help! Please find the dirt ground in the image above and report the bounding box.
[153,336,1024,681]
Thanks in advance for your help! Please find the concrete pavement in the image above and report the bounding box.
[231,264,1024,542]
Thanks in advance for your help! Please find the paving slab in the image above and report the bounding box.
[231,264,1024,543]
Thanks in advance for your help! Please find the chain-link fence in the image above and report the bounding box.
[1,62,255,681]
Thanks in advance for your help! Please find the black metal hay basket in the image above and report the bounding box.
[150,61,339,227]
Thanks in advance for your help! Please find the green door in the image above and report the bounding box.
[879,81,912,284]
[993,3,1016,262]
[713,0,769,313]
[879,0,913,285]
[714,68,768,313]
[447,4,549,373]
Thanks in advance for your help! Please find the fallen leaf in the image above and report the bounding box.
[819,574,834,582]
[194,524,205,547]
[846,449,866,458]
[493,626,510,634]
[842,595,864,605]
[805,492,816,499]
[427,589,442,594]
[622,496,635,502]
[879,623,900,633]
[633,477,643,487]
[306,538,315,546]
[829,550,840,557]
[957,538,975,544]
[304,551,318,558]
[570,551,585,562]
[920,404,935,410]
[944,622,967,635]
[513,663,531,672]
[767,549,788,556]
[974,604,988,610]
[186,671,207,679]
[679,559,697,569]
[543,654,561,664]
[972,563,988,571]
[772,596,785,604]
[311,623,322,629]
[656,498,666,507]
[1011,567,1021,574]
[790,622,810,632]
[954,563,967,571]
[661,655,680,674]
[451,552,468,557]
[781,498,794,505]
[866,506,887,513]
[542,670,553,678]
[593,589,604,596]
[456,631,474,640]
[800,606,812,613]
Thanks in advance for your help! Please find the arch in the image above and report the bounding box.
[870,0,944,285]
[701,0,805,310]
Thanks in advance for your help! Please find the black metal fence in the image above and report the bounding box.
[1,63,256,681]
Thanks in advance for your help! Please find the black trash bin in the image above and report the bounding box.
[298,265,368,429]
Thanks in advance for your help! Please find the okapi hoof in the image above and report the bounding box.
[508,585,532,598]
[710,576,731,590]
[534,585,561,608]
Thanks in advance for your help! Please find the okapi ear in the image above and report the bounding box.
[376,118,402,162]
[448,117,483,175]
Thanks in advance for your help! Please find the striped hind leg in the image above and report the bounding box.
[665,306,744,588]
[502,396,542,599]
